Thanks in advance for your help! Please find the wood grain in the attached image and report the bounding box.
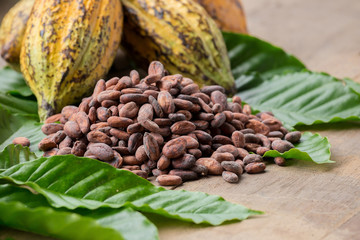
[1,0,360,239]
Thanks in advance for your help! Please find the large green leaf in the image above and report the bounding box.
[264,132,333,164]
[0,156,262,225]
[0,185,159,240]
[0,145,37,172]
[0,92,37,115]
[236,71,360,129]
[0,67,33,97]
[223,32,305,79]
[0,107,44,157]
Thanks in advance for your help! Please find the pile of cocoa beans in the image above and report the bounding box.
[31,61,301,186]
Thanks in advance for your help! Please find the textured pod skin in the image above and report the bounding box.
[20,0,123,121]
[0,0,34,70]
[121,0,234,91]
[196,0,248,33]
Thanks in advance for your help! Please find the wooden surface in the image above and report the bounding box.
[1,0,360,239]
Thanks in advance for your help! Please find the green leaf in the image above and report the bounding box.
[223,32,305,79]
[0,92,37,116]
[0,156,262,225]
[264,132,333,164]
[0,108,44,157]
[235,71,360,129]
[0,67,33,97]
[0,145,37,172]
[0,185,159,240]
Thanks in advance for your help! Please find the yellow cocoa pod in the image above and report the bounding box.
[0,0,35,71]
[196,0,248,33]
[20,0,123,121]
[121,0,234,91]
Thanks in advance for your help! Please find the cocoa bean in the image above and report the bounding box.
[285,131,301,143]
[87,131,112,145]
[12,137,30,147]
[153,118,172,127]
[162,137,187,159]
[64,121,82,139]
[135,145,148,163]
[268,131,284,138]
[245,162,266,174]
[148,95,164,118]
[43,148,59,157]
[157,91,175,114]
[141,120,160,133]
[188,149,202,159]
[157,155,171,170]
[177,94,200,104]
[59,136,73,149]
[181,83,199,95]
[173,98,194,110]
[137,103,154,122]
[169,169,198,181]
[211,90,227,111]
[75,112,90,134]
[41,123,64,135]
[123,155,143,165]
[57,147,72,155]
[107,116,133,128]
[130,70,140,85]
[119,102,139,118]
[96,107,111,122]
[196,158,223,175]
[156,174,182,186]
[256,147,270,156]
[243,154,263,165]
[274,156,286,166]
[38,138,56,151]
[168,113,186,122]
[211,112,226,128]
[152,169,169,177]
[222,171,239,183]
[132,170,148,179]
[246,119,270,135]
[143,133,160,161]
[221,161,242,175]
[171,121,196,135]
[172,154,196,169]
[110,128,130,141]
[61,106,78,119]
[271,140,294,153]
[127,122,145,134]
[201,85,225,95]
[128,133,143,154]
[216,145,239,158]
[211,152,235,162]
[120,94,148,104]
[45,113,62,124]
[97,90,121,102]
[71,141,87,156]
[190,164,208,176]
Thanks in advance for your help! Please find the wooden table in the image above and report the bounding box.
[1,0,360,239]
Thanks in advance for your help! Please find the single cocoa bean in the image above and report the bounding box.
[12,137,30,147]
[110,128,130,141]
[222,171,239,183]
[243,154,263,165]
[107,116,133,128]
[162,137,187,159]
[216,145,240,158]
[156,174,182,186]
[45,113,62,124]
[201,85,225,95]
[190,164,208,176]
[137,103,154,122]
[120,94,148,104]
[41,123,64,135]
[128,133,143,154]
[196,158,223,175]
[157,155,171,170]
[211,152,235,162]
[71,141,87,156]
[64,121,82,139]
[119,102,139,118]
[87,131,112,145]
[172,154,196,169]
[188,148,202,159]
[271,140,294,153]
[57,147,72,155]
[245,162,266,174]
[285,131,301,143]
[143,133,160,161]
[169,169,198,181]
[171,121,196,135]
[157,91,175,114]
[123,155,143,165]
[221,161,242,175]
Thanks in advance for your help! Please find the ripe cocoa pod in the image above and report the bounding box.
[121,0,234,91]
[0,0,34,70]
[20,0,123,120]
[195,0,247,34]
